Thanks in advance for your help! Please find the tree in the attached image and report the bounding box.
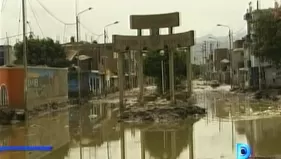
[143,50,188,93]
[253,9,281,65]
[14,37,70,67]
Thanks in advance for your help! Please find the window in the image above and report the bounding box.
[0,57,4,66]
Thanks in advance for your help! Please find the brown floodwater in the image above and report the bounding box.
[1,90,281,159]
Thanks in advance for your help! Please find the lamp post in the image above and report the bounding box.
[217,24,233,88]
[159,50,165,95]
[76,7,92,101]
[208,37,219,73]
[103,21,119,96]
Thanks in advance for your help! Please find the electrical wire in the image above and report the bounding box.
[35,0,74,25]
[63,24,67,40]
[1,0,7,13]
[28,0,44,37]
[0,32,32,41]
[17,1,22,35]
[80,22,99,35]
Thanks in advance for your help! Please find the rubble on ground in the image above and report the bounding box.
[118,104,206,123]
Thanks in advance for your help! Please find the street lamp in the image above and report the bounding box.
[103,21,119,96]
[75,7,93,102]
[76,7,92,42]
[104,21,119,44]
[160,50,165,95]
[217,24,233,88]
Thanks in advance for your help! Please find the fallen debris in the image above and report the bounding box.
[118,105,206,123]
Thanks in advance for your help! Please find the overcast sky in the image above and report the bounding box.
[0,0,275,45]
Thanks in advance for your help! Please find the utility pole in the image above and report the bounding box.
[22,2,28,159]
[22,0,28,112]
[228,30,233,88]
[75,14,81,102]
[202,41,207,82]
[5,33,10,65]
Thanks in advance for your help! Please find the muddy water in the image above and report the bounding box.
[1,91,281,159]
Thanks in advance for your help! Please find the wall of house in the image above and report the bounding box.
[68,71,91,97]
[63,43,100,70]
[214,48,228,71]
[0,45,16,66]
[0,66,68,110]
[231,49,244,85]
[264,66,281,88]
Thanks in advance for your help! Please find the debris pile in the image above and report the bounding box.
[119,105,206,123]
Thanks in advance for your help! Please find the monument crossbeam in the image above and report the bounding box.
[113,31,194,51]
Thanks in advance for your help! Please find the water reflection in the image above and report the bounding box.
[236,117,281,157]
[1,92,281,159]
[0,111,70,159]
[65,101,197,159]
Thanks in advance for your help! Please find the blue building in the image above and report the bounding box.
[68,69,101,98]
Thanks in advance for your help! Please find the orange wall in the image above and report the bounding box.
[0,68,24,109]
[8,69,24,109]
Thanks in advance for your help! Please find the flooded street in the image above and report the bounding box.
[1,85,281,159]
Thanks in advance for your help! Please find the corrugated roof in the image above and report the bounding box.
[220,59,230,63]
[65,50,78,61]
[65,50,92,61]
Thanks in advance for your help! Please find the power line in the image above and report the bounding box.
[17,1,22,35]
[1,0,7,13]
[28,0,44,37]
[35,0,74,25]
[80,22,99,36]
[0,32,32,41]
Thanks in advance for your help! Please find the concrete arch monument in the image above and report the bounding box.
[113,12,195,108]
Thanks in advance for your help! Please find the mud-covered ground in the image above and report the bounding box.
[118,104,206,123]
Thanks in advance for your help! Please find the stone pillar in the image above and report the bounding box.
[168,27,175,104]
[171,131,176,159]
[188,124,194,159]
[137,29,144,105]
[186,47,192,98]
[120,124,125,159]
[141,131,145,159]
[169,51,175,104]
[128,51,132,89]
[118,52,125,112]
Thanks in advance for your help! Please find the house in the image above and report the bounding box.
[232,40,245,87]
[211,48,230,84]
[0,45,16,66]
[63,41,103,97]
[243,2,277,89]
